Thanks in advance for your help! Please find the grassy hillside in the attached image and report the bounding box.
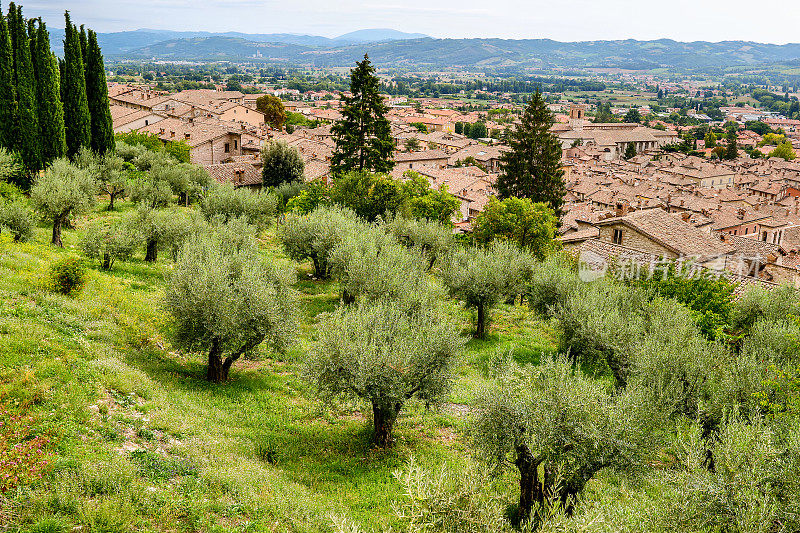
[0,201,558,532]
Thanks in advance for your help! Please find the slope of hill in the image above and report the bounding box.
[0,202,556,531]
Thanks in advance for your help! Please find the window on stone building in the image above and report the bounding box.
[612,228,623,245]
[224,143,230,153]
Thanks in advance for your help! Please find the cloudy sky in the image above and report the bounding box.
[23,0,800,44]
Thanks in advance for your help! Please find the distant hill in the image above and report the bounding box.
[333,29,429,43]
[48,28,429,57]
[120,36,800,71]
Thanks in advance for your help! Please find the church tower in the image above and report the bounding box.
[569,103,586,131]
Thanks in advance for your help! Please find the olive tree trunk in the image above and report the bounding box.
[372,401,402,448]
[206,336,263,384]
[515,444,543,523]
[145,238,158,262]
[475,302,487,339]
[51,216,64,247]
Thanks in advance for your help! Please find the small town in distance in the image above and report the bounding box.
[4,2,800,532]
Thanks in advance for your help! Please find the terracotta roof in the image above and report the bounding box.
[719,233,784,258]
[138,118,238,147]
[205,162,261,187]
[596,207,736,261]
[394,149,449,162]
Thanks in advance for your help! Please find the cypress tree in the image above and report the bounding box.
[330,54,394,175]
[0,12,17,151]
[62,12,90,157]
[79,25,87,64]
[12,4,40,173]
[34,20,65,164]
[7,4,16,71]
[85,30,113,154]
[495,91,566,217]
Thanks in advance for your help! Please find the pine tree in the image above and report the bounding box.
[495,91,566,217]
[62,12,90,157]
[85,29,114,154]
[0,12,17,151]
[34,20,65,164]
[12,4,40,173]
[331,54,394,175]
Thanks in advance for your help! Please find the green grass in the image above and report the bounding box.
[0,206,559,532]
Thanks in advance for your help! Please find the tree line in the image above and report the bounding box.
[0,4,112,188]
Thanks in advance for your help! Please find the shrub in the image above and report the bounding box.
[284,180,330,215]
[49,256,87,295]
[393,457,511,532]
[272,180,305,212]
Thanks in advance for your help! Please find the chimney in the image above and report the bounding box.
[170,131,175,138]
[185,133,191,140]
[159,127,165,135]
[737,208,745,219]
[681,212,691,222]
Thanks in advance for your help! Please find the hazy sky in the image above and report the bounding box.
[24,0,800,44]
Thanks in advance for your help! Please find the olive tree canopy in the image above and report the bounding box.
[306,299,464,448]
[165,228,299,383]
[30,158,96,246]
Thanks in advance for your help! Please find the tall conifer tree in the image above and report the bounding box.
[330,54,394,175]
[496,91,566,217]
[12,4,40,173]
[85,30,113,154]
[34,20,65,163]
[0,12,17,150]
[62,12,90,157]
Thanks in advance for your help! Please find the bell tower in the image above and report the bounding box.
[569,103,586,131]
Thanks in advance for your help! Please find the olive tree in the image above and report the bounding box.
[261,140,305,188]
[164,229,298,383]
[200,183,277,228]
[167,163,212,205]
[472,357,644,523]
[75,147,128,210]
[439,241,535,339]
[306,299,464,448]
[80,218,140,270]
[278,205,361,279]
[383,215,454,271]
[0,200,34,242]
[134,206,196,263]
[30,159,96,247]
[128,171,174,209]
[330,227,436,308]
